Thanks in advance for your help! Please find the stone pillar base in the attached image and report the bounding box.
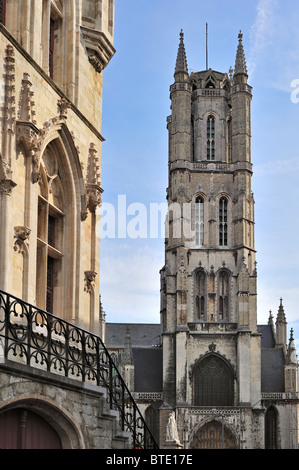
[163,440,184,450]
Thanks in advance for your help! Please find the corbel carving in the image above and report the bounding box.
[57,98,70,120]
[14,226,31,253]
[84,270,97,293]
[0,179,17,196]
[81,26,116,73]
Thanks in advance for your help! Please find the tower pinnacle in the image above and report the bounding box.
[234,30,248,78]
[174,29,188,79]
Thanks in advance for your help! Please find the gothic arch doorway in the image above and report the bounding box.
[0,408,62,449]
[191,420,237,449]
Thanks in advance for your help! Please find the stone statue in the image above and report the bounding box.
[166,411,179,442]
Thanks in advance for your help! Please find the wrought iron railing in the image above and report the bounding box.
[0,290,158,449]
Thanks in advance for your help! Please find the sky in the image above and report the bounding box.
[100,0,299,347]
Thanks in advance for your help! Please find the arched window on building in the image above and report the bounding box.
[226,114,232,163]
[218,270,230,320]
[205,76,216,89]
[265,406,278,449]
[145,406,159,445]
[207,115,215,161]
[219,197,228,246]
[193,354,234,406]
[42,1,63,83]
[195,196,204,246]
[195,269,206,320]
[36,143,65,314]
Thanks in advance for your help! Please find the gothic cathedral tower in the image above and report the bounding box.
[160,31,264,449]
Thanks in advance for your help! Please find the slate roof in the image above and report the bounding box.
[105,323,162,348]
[133,348,163,393]
[258,324,276,348]
[105,323,163,393]
[258,324,285,392]
[106,322,286,394]
[260,348,285,393]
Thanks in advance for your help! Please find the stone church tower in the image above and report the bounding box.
[159,30,263,449]
[104,30,298,449]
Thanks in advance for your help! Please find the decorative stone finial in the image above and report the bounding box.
[174,29,188,78]
[234,30,248,77]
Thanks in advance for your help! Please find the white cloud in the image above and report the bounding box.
[247,0,278,78]
[254,156,299,176]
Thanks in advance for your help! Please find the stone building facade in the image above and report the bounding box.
[106,31,299,450]
[0,0,135,449]
[0,0,115,334]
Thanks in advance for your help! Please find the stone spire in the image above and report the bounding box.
[174,29,188,80]
[276,298,287,348]
[285,328,298,393]
[121,327,134,365]
[99,294,106,341]
[286,329,298,366]
[119,327,135,392]
[277,298,286,322]
[268,310,274,327]
[234,31,248,79]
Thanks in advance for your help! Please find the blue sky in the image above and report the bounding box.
[100,0,299,347]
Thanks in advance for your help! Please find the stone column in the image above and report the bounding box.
[0,180,16,292]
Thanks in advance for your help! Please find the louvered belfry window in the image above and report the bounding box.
[193,355,234,406]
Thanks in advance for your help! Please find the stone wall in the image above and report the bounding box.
[0,360,130,449]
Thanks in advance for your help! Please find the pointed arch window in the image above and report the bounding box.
[195,196,204,246]
[205,76,216,89]
[195,269,206,320]
[193,355,234,406]
[207,115,215,160]
[145,406,159,445]
[219,197,228,246]
[226,115,232,163]
[218,270,229,320]
[265,406,278,449]
[36,144,65,314]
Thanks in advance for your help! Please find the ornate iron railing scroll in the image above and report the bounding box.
[0,290,158,449]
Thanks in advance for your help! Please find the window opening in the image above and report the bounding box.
[46,256,54,313]
[218,271,229,320]
[193,355,234,406]
[195,196,204,246]
[207,116,215,160]
[205,77,215,89]
[265,407,278,449]
[219,197,228,246]
[48,215,56,248]
[49,18,55,78]
[195,270,206,320]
